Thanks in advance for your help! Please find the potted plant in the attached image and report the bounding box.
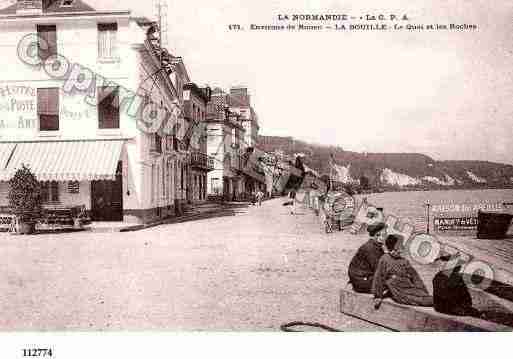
[8,164,42,235]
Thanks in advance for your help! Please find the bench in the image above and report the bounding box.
[340,288,512,331]
[0,214,16,232]
[38,204,91,230]
[0,205,91,232]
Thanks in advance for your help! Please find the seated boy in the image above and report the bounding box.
[348,222,386,293]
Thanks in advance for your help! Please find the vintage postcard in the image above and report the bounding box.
[0,0,512,357]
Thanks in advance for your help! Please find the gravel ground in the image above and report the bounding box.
[0,199,385,331]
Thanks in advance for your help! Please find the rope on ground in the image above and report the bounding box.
[280,321,343,332]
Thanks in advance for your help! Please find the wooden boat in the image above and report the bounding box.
[477,209,513,239]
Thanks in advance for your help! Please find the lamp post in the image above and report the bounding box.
[425,200,431,234]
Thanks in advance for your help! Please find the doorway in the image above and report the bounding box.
[91,161,123,221]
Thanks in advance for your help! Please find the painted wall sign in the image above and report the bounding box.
[431,202,503,213]
[0,85,37,130]
[434,216,478,231]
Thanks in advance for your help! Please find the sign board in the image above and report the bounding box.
[434,217,478,231]
[431,202,503,213]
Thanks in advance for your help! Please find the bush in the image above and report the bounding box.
[8,164,42,222]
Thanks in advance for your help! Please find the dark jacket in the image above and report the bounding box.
[433,266,473,315]
[348,239,384,293]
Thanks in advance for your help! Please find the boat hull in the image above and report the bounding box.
[477,210,513,239]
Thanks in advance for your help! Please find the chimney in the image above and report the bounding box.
[229,86,250,106]
[16,0,51,15]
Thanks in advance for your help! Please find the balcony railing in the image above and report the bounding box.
[191,151,214,171]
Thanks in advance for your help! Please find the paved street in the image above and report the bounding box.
[0,198,381,331]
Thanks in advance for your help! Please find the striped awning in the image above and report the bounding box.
[0,140,124,182]
[0,143,17,181]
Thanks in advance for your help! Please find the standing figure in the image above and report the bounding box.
[256,190,264,206]
[289,189,297,215]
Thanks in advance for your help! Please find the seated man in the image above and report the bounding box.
[348,222,386,293]
[373,234,433,309]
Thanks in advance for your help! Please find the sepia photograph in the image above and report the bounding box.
[0,0,512,356]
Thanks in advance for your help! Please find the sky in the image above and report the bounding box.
[2,0,512,164]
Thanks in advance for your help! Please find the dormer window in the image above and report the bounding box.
[60,0,75,7]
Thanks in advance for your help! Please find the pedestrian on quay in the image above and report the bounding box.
[372,234,433,309]
[289,188,297,215]
[310,183,320,216]
[256,190,264,206]
[347,222,386,293]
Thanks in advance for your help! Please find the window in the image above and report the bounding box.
[37,88,59,131]
[150,133,162,153]
[166,160,171,200]
[231,128,236,146]
[67,181,80,194]
[156,164,160,202]
[41,181,59,203]
[98,86,119,129]
[181,164,184,190]
[162,159,165,197]
[151,164,155,205]
[37,25,57,61]
[98,23,118,59]
[60,0,74,6]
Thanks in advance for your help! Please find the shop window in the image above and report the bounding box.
[41,181,59,203]
[98,86,119,129]
[98,23,118,59]
[68,181,79,194]
[37,24,57,61]
[37,88,59,131]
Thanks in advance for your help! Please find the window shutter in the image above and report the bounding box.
[68,181,80,194]
[37,25,57,60]
[50,182,59,202]
[98,86,119,129]
[98,26,107,58]
[41,182,49,203]
[98,23,118,58]
[37,88,59,131]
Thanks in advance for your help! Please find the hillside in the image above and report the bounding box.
[257,135,513,190]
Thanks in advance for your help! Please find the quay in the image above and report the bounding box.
[0,197,512,331]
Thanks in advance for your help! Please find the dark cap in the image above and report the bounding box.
[367,222,386,237]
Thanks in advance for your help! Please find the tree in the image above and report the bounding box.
[8,164,42,232]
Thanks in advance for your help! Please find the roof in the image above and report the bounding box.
[0,140,124,181]
[183,82,211,103]
[0,0,96,15]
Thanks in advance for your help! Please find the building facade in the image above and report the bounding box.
[205,88,247,201]
[0,0,191,223]
[183,82,213,203]
[227,87,265,196]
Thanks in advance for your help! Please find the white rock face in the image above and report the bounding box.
[466,171,487,183]
[332,164,355,183]
[422,174,456,186]
[380,168,421,186]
